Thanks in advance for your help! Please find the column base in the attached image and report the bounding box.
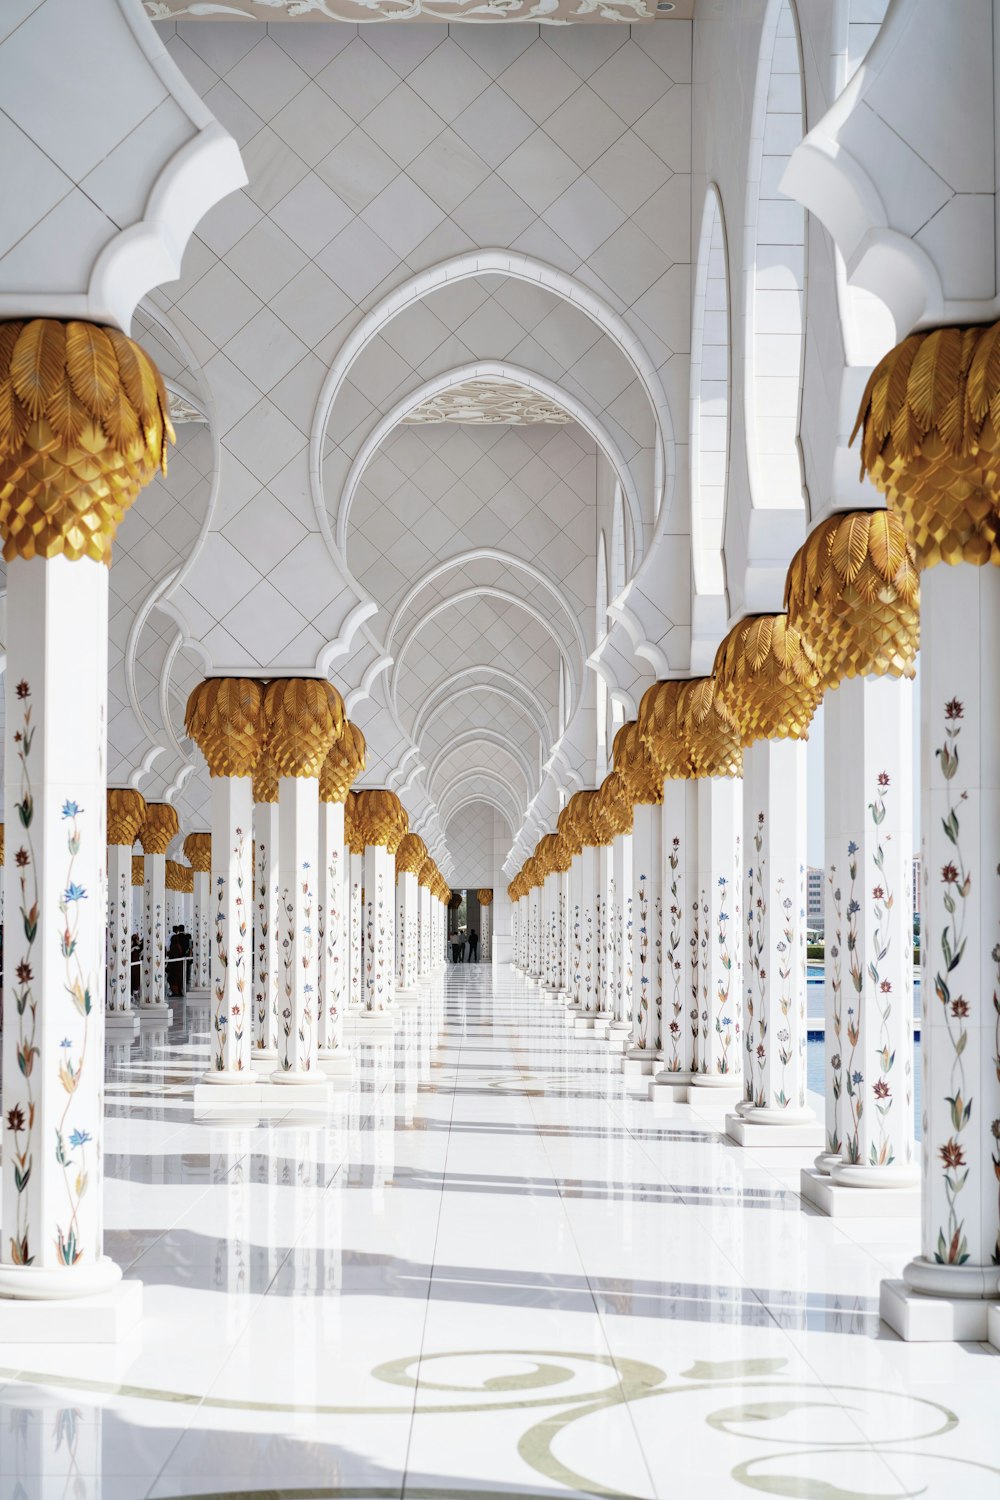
[185,986,211,999]
[813,1150,843,1176]
[0,1274,141,1344]
[799,1167,920,1218]
[252,1047,279,1064]
[344,1009,397,1034]
[573,1013,596,1034]
[193,1075,333,1109]
[649,1071,689,1104]
[199,1067,260,1086]
[395,992,421,1008]
[590,1015,612,1040]
[318,1049,354,1078]
[622,1049,654,1078]
[105,1011,139,1035]
[725,1107,823,1148]
[881,1261,1000,1341]
[604,1025,629,1053]
[138,1005,172,1025]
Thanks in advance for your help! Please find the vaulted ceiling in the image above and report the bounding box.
[87,16,690,879]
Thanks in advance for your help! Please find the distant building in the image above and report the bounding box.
[807,866,824,937]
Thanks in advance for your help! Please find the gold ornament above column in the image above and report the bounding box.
[477,889,493,906]
[320,720,366,804]
[353,788,408,853]
[185,677,267,779]
[677,677,742,779]
[852,321,1000,568]
[614,720,663,806]
[132,855,144,886]
[183,832,212,873]
[139,802,179,855]
[713,614,821,746]
[594,770,633,844]
[0,320,174,564]
[107,787,146,847]
[396,832,428,876]
[252,751,279,805]
[557,802,583,861]
[264,677,345,778]
[566,789,601,849]
[785,508,919,685]
[344,791,366,856]
[0,822,5,865]
[417,855,436,889]
[637,680,694,782]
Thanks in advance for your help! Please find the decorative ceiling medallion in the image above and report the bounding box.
[166,387,208,424]
[403,379,572,425]
[145,0,658,22]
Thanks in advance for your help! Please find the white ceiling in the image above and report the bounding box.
[96,17,690,878]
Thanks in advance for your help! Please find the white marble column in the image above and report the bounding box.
[348,847,364,1009]
[354,789,407,1015]
[480,895,492,961]
[628,801,662,1066]
[183,834,212,994]
[691,775,743,1087]
[735,738,812,1132]
[364,844,395,1009]
[527,880,543,984]
[821,676,917,1191]
[418,869,433,979]
[611,828,634,1041]
[251,770,280,1064]
[140,804,178,1018]
[0,557,120,1298]
[395,835,426,1001]
[318,795,349,1059]
[888,564,1000,1333]
[208,774,255,1079]
[106,789,146,1020]
[595,839,614,1032]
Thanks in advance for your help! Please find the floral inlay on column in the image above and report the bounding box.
[185,677,267,1082]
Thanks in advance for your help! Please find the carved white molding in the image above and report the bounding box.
[0,0,245,330]
[403,378,572,426]
[146,0,656,22]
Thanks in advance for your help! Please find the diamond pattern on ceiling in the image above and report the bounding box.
[114,17,690,868]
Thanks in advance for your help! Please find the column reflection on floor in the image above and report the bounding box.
[0,963,996,1500]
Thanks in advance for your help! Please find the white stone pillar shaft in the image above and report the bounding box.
[397,870,419,995]
[107,843,132,1013]
[596,843,614,1017]
[1,556,111,1284]
[318,799,347,1053]
[419,884,432,976]
[142,853,166,1011]
[630,803,662,1055]
[348,850,364,1007]
[208,775,254,1077]
[694,775,743,1082]
[611,831,633,1031]
[363,843,395,1011]
[824,675,916,1185]
[575,847,597,1013]
[741,739,809,1120]
[912,565,1000,1284]
[276,775,320,1074]
[192,873,210,989]
[253,801,280,1057]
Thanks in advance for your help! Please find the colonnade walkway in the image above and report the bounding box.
[0,967,996,1499]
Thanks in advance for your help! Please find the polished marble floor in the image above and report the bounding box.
[1,965,998,1499]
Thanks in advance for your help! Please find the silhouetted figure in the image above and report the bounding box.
[468,927,479,962]
[167,926,185,996]
[131,933,143,998]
